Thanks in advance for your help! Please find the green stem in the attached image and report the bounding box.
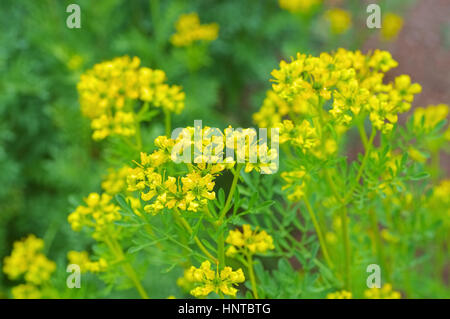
[105,236,149,299]
[173,210,217,263]
[219,164,243,220]
[343,129,376,204]
[369,209,389,282]
[135,120,143,150]
[357,122,369,151]
[340,206,351,290]
[217,164,243,266]
[246,253,259,299]
[164,109,171,137]
[303,196,334,269]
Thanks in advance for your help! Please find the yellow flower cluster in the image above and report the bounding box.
[278,0,322,14]
[280,167,308,201]
[326,290,352,299]
[102,166,130,195]
[3,235,56,285]
[432,180,450,204]
[412,104,449,134]
[68,193,121,239]
[127,126,279,214]
[11,284,42,299]
[382,13,404,41]
[277,120,319,150]
[67,251,107,273]
[78,56,185,140]
[185,261,245,297]
[364,284,401,299]
[171,13,219,47]
[256,49,421,135]
[102,166,142,212]
[326,8,352,35]
[226,224,274,256]
[177,269,196,293]
[127,144,224,214]
[428,180,450,227]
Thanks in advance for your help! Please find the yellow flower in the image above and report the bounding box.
[78,56,185,140]
[11,284,42,299]
[381,13,403,41]
[281,168,307,201]
[408,146,427,163]
[327,290,352,299]
[364,283,401,299]
[413,104,449,134]
[187,261,245,297]
[226,224,275,256]
[431,180,450,209]
[262,49,420,136]
[67,251,108,273]
[326,8,352,35]
[182,172,216,207]
[67,54,83,70]
[276,120,320,150]
[278,0,322,14]
[68,193,121,239]
[171,13,219,47]
[3,235,56,286]
[102,166,131,195]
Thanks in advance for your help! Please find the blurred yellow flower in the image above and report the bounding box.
[326,8,352,35]
[3,235,56,286]
[78,56,185,140]
[364,283,401,299]
[327,290,352,299]
[278,0,322,14]
[226,224,274,256]
[381,13,404,41]
[67,251,108,273]
[11,284,42,299]
[171,13,219,47]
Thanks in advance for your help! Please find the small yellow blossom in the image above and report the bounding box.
[3,235,56,286]
[102,166,131,195]
[381,13,404,41]
[327,290,352,299]
[67,251,108,273]
[171,13,219,47]
[413,104,449,134]
[68,193,121,239]
[67,54,83,70]
[364,283,401,299]
[278,0,322,14]
[11,284,42,299]
[326,8,352,35]
[186,261,245,297]
[226,224,274,256]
